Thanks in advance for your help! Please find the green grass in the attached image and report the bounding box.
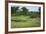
[11,15,40,28]
[11,15,30,20]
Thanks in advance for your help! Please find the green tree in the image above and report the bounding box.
[21,7,28,15]
[11,6,19,16]
[39,7,41,17]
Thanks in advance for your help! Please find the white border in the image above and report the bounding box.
[8,3,43,32]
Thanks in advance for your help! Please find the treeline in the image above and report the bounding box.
[11,6,41,18]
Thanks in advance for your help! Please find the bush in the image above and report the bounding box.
[30,13,38,18]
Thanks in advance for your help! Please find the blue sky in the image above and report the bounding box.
[26,6,39,11]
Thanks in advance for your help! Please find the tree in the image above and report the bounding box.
[11,7,15,14]
[11,6,19,16]
[39,7,41,17]
[21,7,28,15]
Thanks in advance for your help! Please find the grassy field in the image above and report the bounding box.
[11,15,40,28]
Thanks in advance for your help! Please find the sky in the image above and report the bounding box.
[26,6,39,11]
[12,6,40,12]
[19,6,40,12]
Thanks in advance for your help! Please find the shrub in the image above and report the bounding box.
[30,13,38,18]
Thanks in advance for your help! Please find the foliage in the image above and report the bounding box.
[11,6,40,18]
[21,7,28,15]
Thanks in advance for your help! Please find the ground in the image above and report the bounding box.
[11,15,40,28]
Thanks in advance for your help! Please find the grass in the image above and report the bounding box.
[11,15,40,28]
[11,15,30,20]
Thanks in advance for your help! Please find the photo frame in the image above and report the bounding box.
[5,0,45,34]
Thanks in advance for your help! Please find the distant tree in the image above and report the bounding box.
[11,6,19,15]
[39,7,41,17]
[11,7,15,14]
[39,7,41,12]
[21,7,28,15]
